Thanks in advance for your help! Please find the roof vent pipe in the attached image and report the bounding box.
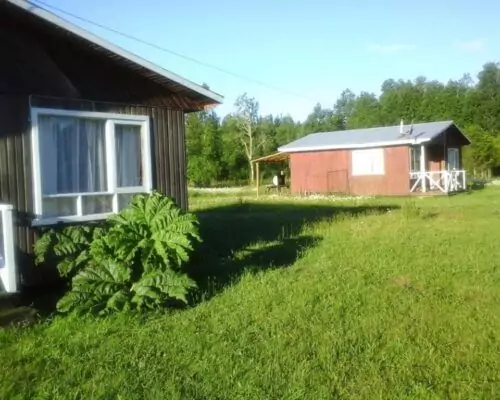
[400,119,404,134]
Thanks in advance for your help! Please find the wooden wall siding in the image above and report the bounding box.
[0,6,206,112]
[431,126,470,148]
[427,145,445,172]
[0,95,41,284]
[428,148,463,171]
[290,146,410,196]
[427,128,466,171]
[0,27,79,98]
[290,150,348,194]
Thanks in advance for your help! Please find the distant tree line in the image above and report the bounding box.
[186,62,500,187]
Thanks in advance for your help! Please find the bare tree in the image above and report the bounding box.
[234,93,260,183]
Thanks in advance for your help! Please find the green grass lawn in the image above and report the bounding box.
[1,189,500,399]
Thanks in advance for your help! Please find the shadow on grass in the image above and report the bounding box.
[1,201,398,324]
[187,201,398,302]
[0,281,67,327]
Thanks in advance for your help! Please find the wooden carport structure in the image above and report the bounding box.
[251,152,290,197]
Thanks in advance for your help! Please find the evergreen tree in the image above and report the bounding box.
[185,62,500,185]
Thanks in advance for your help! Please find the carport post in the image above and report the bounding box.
[256,162,260,198]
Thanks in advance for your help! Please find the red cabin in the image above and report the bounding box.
[277,121,471,196]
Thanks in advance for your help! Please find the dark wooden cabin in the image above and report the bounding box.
[0,0,223,289]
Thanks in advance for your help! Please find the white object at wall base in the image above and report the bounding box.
[0,204,18,293]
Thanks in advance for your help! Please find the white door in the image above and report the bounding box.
[0,213,4,270]
[447,148,459,170]
[0,205,18,293]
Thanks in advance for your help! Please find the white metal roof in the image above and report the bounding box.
[278,121,469,152]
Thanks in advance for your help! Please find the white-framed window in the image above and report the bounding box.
[31,108,153,226]
[447,148,459,170]
[409,146,422,173]
[351,148,385,176]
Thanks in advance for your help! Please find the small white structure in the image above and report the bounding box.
[410,170,467,193]
[0,204,18,293]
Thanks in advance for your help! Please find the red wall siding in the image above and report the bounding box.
[427,145,464,171]
[427,145,444,171]
[290,146,410,196]
[290,150,348,193]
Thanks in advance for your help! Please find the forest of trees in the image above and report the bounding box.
[186,62,500,187]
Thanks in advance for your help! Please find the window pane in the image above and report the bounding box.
[118,193,137,211]
[410,147,421,172]
[39,116,77,195]
[115,125,142,188]
[352,149,384,175]
[78,119,107,192]
[447,148,459,170]
[38,116,107,195]
[82,195,113,215]
[42,197,77,218]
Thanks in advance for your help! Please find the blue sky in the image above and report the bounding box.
[34,0,498,121]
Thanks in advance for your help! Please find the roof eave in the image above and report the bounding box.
[8,0,224,107]
[451,123,472,145]
[278,138,431,153]
[251,152,289,163]
[426,122,472,146]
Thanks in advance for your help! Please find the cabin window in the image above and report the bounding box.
[409,146,421,172]
[447,148,460,170]
[351,148,385,176]
[31,108,152,225]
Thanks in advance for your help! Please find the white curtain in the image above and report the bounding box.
[79,119,107,192]
[39,116,77,194]
[38,115,106,195]
[115,125,142,187]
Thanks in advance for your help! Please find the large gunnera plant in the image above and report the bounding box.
[34,192,201,315]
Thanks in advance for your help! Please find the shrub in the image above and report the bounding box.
[34,224,106,278]
[401,200,424,219]
[401,200,437,220]
[467,178,486,190]
[34,192,201,315]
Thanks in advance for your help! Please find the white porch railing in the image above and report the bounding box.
[0,204,18,293]
[410,170,467,193]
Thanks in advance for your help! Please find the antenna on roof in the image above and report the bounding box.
[407,119,414,136]
[399,119,404,134]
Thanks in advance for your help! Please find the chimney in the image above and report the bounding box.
[400,119,404,134]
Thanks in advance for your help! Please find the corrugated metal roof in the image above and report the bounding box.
[278,121,456,152]
[7,0,223,108]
